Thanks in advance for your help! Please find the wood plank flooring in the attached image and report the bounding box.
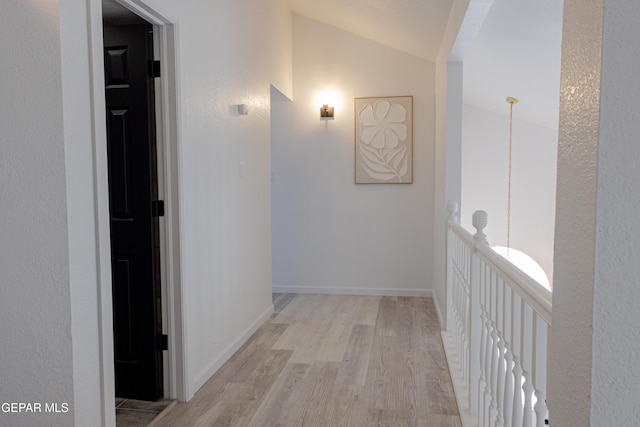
[156,294,461,427]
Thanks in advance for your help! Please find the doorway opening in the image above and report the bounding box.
[100,0,185,405]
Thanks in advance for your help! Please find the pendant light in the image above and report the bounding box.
[492,96,551,290]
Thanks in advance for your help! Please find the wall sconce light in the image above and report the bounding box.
[320,104,334,119]
[237,104,249,115]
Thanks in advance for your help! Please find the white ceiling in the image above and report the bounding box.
[286,0,455,62]
[288,0,563,129]
[463,0,564,129]
[102,0,563,129]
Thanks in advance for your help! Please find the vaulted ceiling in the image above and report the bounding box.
[103,0,563,129]
[463,0,563,129]
[285,0,455,62]
[287,0,563,129]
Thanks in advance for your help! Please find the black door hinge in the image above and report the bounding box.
[159,334,168,351]
[152,200,165,217]
[149,60,161,78]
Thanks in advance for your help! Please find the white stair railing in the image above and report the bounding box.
[442,202,552,427]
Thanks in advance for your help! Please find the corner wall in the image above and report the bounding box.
[0,1,75,426]
[271,15,436,296]
[433,0,472,323]
[549,0,640,424]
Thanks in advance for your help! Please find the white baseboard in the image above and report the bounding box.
[189,304,274,397]
[433,294,445,329]
[272,285,432,298]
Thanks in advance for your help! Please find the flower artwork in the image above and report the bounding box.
[355,96,413,184]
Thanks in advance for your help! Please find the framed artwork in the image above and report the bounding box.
[354,96,413,184]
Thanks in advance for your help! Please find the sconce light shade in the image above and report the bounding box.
[320,104,334,119]
[237,104,249,115]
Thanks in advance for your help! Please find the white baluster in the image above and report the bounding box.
[471,211,493,426]
[445,202,457,335]
[452,235,460,364]
[464,268,470,384]
[465,245,471,384]
[489,273,499,426]
[495,279,506,427]
[478,263,488,425]
[521,305,534,427]
[522,371,534,427]
[503,287,514,427]
[461,245,468,382]
[473,210,492,427]
[457,237,464,368]
[453,250,459,360]
[503,347,515,427]
[462,283,469,383]
[511,295,523,427]
[483,270,493,427]
[456,249,463,375]
[533,316,549,427]
[533,384,547,427]
[512,357,524,426]
[469,257,486,420]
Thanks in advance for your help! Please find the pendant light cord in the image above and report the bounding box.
[508,102,513,249]
[506,97,518,252]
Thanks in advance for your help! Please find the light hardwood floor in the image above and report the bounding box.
[156,294,461,427]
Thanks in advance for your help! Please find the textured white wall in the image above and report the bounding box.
[550,0,640,424]
[3,2,294,424]
[461,105,557,283]
[0,1,75,426]
[548,0,600,424]
[271,15,435,296]
[591,0,640,423]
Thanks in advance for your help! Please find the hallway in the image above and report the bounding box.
[155,294,461,426]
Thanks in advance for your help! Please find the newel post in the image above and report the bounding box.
[469,210,489,417]
[447,201,459,224]
[472,210,489,246]
[445,201,459,333]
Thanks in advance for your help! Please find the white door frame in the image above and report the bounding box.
[88,0,187,421]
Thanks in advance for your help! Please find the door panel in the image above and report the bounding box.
[106,108,133,218]
[104,23,163,401]
[113,255,135,361]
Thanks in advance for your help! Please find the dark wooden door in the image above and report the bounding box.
[104,23,163,401]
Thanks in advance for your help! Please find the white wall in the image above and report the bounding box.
[549,0,640,424]
[461,104,557,282]
[591,0,640,421]
[125,0,293,397]
[3,1,293,424]
[271,15,435,296]
[0,1,75,426]
[433,0,473,324]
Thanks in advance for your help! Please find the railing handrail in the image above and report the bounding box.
[447,203,552,325]
[475,244,552,325]
[444,202,551,427]
[448,219,474,245]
